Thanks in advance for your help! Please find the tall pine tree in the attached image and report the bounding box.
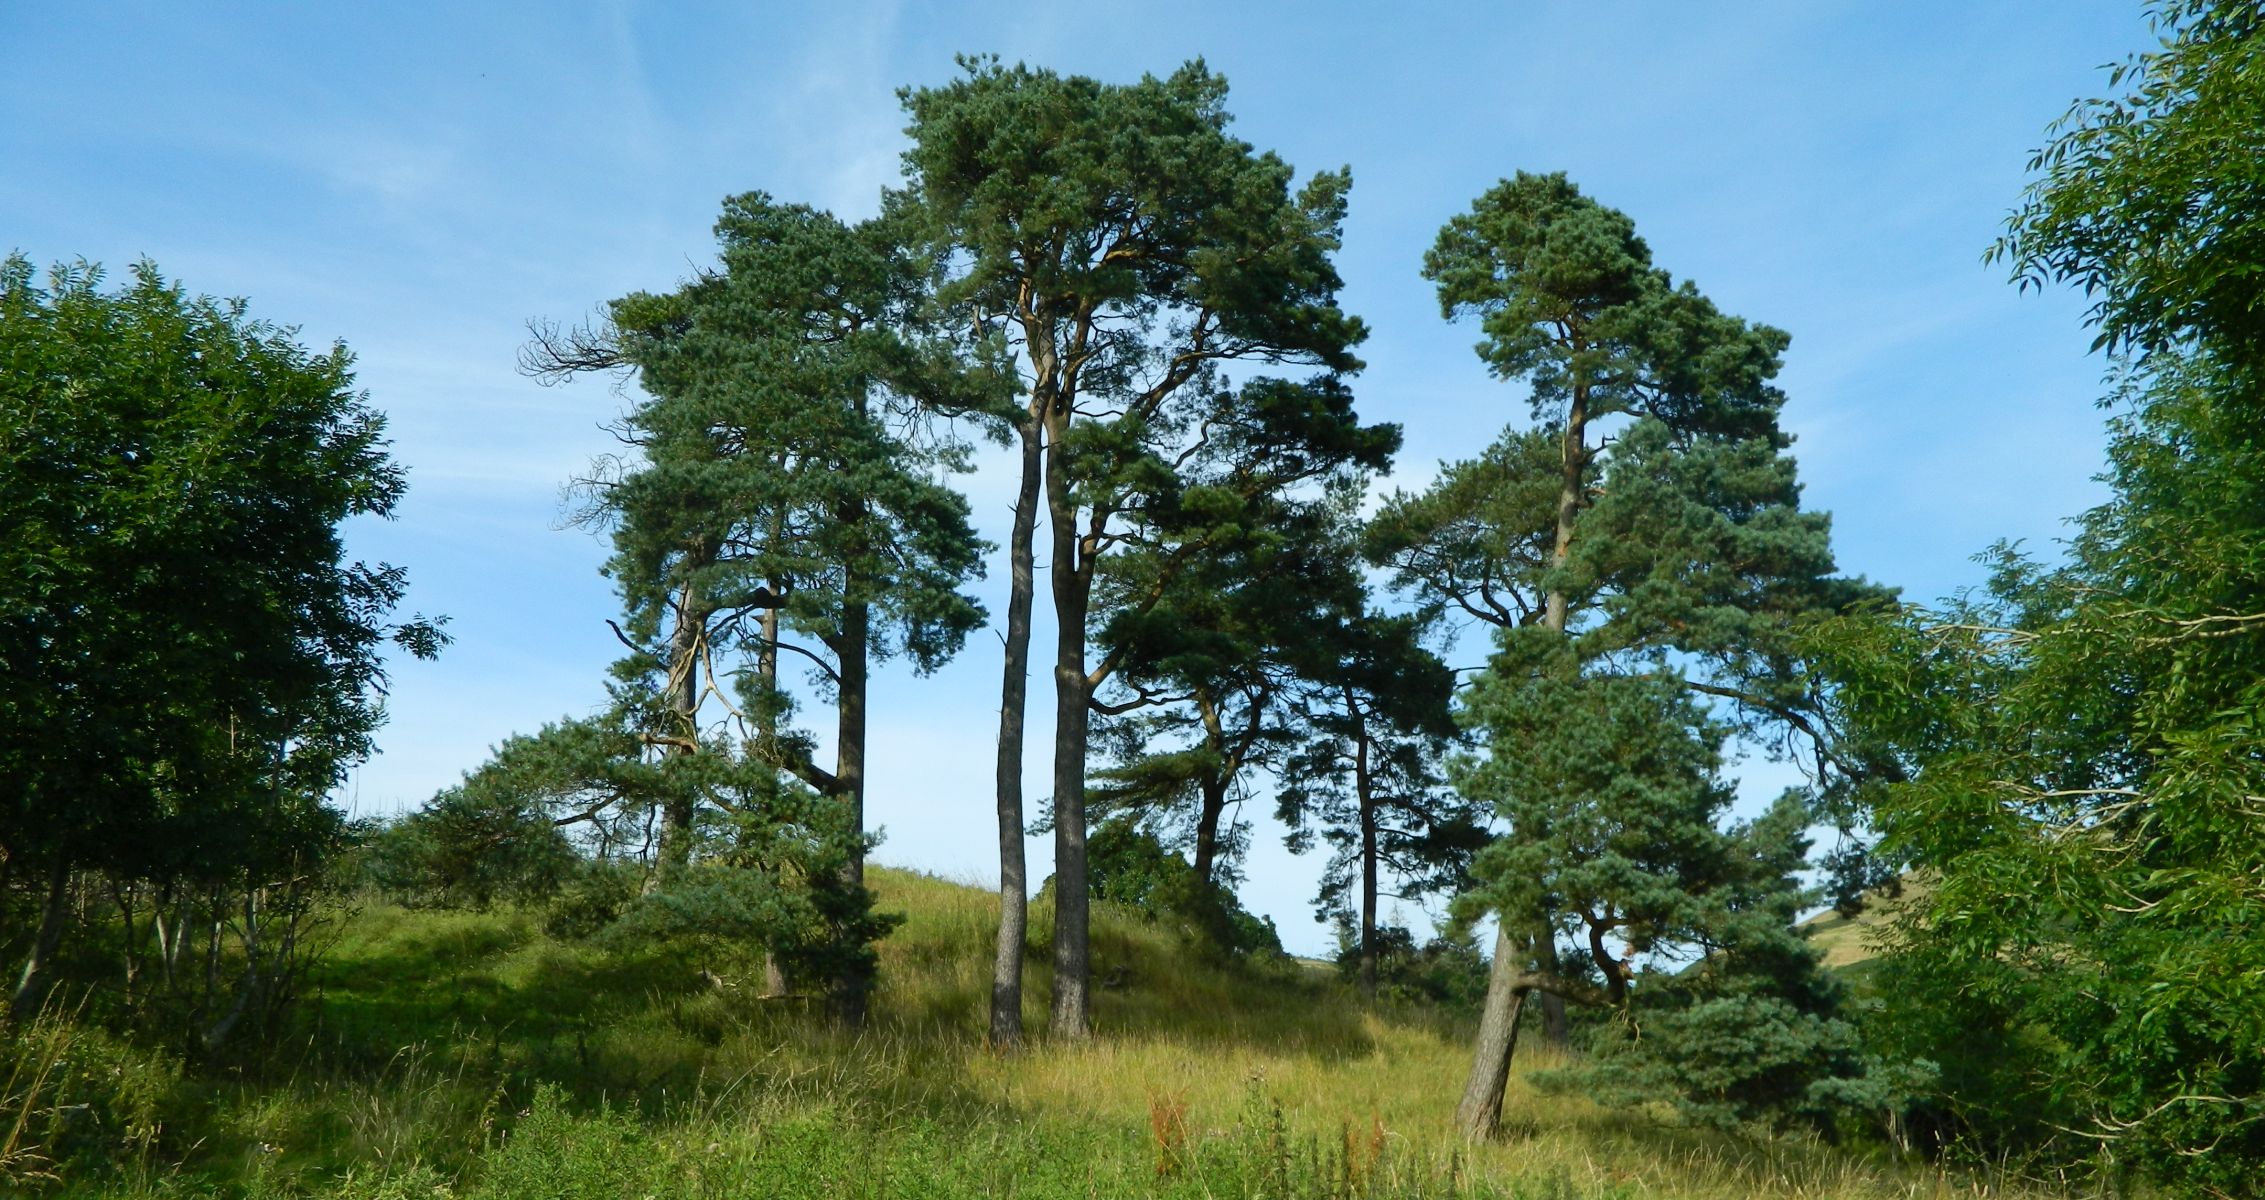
[1389,173,1878,1137]
[519,194,990,1021]
[901,59,1369,1039]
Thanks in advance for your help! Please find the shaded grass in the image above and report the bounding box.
[12,866,2095,1199]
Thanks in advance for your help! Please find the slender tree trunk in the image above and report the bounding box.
[1355,715,1379,1004]
[655,574,708,889]
[1045,414,1093,1040]
[9,857,70,1023]
[1455,922,1532,1139]
[114,877,140,1006]
[202,890,262,1051]
[1190,691,1248,892]
[757,598,789,999]
[833,561,872,1026]
[837,600,869,891]
[153,893,178,993]
[1460,378,1590,1136]
[990,417,1042,1047]
[1540,384,1588,633]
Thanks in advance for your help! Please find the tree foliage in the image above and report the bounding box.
[1090,392,1396,890]
[1385,175,1879,1137]
[0,255,444,1035]
[1275,607,1477,1001]
[437,194,994,1016]
[1821,7,2265,1187]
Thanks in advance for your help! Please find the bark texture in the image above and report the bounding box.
[1455,923,1531,1139]
[1045,411,1093,1039]
[989,419,1042,1046]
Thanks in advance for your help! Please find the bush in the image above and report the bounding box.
[351,800,579,912]
[1339,924,1490,1010]
[465,1084,652,1200]
[1077,817,1282,961]
[1536,916,1911,1139]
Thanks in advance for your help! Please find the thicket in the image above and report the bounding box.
[1807,3,2265,1192]
[0,256,443,1053]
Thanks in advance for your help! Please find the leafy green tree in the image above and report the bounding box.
[1819,5,2265,1187]
[1996,0,2265,373]
[1394,174,1877,1137]
[902,59,1370,1039]
[0,255,445,1030]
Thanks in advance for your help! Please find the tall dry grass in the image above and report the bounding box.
[11,866,2105,1198]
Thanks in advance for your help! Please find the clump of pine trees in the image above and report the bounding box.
[19,9,2265,1195]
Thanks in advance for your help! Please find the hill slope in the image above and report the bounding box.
[16,866,2047,1199]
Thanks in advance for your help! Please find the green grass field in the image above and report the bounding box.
[4,867,2089,1199]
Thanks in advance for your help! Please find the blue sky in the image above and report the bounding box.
[3,2,2150,953]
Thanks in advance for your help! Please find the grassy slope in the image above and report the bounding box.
[27,867,2063,1199]
[1794,882,1920,995]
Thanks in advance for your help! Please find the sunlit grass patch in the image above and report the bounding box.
[21,865,2096,1199]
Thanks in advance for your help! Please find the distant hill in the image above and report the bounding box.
[1797,881,1915,973]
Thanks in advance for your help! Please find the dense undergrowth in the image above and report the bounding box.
[2,868,2099,1198]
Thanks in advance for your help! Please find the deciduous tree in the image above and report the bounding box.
[0,256,445,1030]
[1822,5,2265,1187]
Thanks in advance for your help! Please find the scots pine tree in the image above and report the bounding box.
[1275,609,1473,1003]
[1389,174,1879,1137]
[901,59,1369,1039]
[513,195,989,1020]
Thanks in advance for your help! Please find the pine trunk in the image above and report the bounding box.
[1045,413,1093,1040]
[1192,776,1229,890]
[757,599,788,998]
[1190,693,1231,890]
[990,417,1041,1047]
[654,577,706,888]
[837,601,869,891]
[1536,941,1570,1046]
[833,570,871,1026]
[1455,922,1531,1139]
[1356,715,1379,1004]
[1459,376,1589,1136]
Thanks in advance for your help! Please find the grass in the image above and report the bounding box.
[5,866,2099,1199]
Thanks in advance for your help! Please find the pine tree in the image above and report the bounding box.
[516,194,990,1022]
[1275,609,1474,1003]
[901,59,1369,1038]
[1389,174,1878,1137]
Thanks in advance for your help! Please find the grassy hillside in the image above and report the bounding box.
[1796,882,1920,990]
[5,867,2078,1198]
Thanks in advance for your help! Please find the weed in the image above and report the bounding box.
[1148,1089,1189,1177]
